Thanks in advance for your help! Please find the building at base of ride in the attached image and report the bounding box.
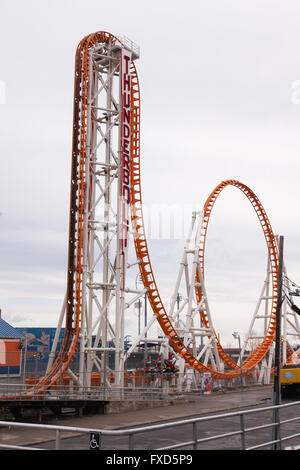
[0,317,24,376]
[19,327,117,376]
[20,327,76,376]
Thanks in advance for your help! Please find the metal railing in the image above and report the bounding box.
[0,367,258,398]
[0,382,182,401]
[116,35,140,58]
[1,400,300,450]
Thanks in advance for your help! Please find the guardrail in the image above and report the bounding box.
[0,368,258,398]
[1,400,300,450]
[0,382,181,401]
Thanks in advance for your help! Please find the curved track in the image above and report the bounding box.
[34,32,279,387]
[196,181,279,374]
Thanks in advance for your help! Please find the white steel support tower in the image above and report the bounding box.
[168,211,222,391]
[240,255,275,384]
[82,38,140,389]
[240,244,300,384]
[47,37,141,389]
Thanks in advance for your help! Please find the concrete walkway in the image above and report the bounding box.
[0,385,273,448]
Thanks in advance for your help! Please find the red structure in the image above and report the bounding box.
[0,317,23,376]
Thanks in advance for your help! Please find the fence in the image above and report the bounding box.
[0,382,177,401]
[0,368,258,401]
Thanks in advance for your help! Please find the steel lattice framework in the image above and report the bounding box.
[26,30,292,393]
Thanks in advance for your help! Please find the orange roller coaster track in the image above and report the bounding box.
[32,31,279,389]
[196,181,279,375]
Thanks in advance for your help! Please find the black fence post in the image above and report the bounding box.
[272,235,284,450]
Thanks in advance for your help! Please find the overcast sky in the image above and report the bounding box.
[1,0,300,347]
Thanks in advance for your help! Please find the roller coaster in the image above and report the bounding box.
[15,31,300,394]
